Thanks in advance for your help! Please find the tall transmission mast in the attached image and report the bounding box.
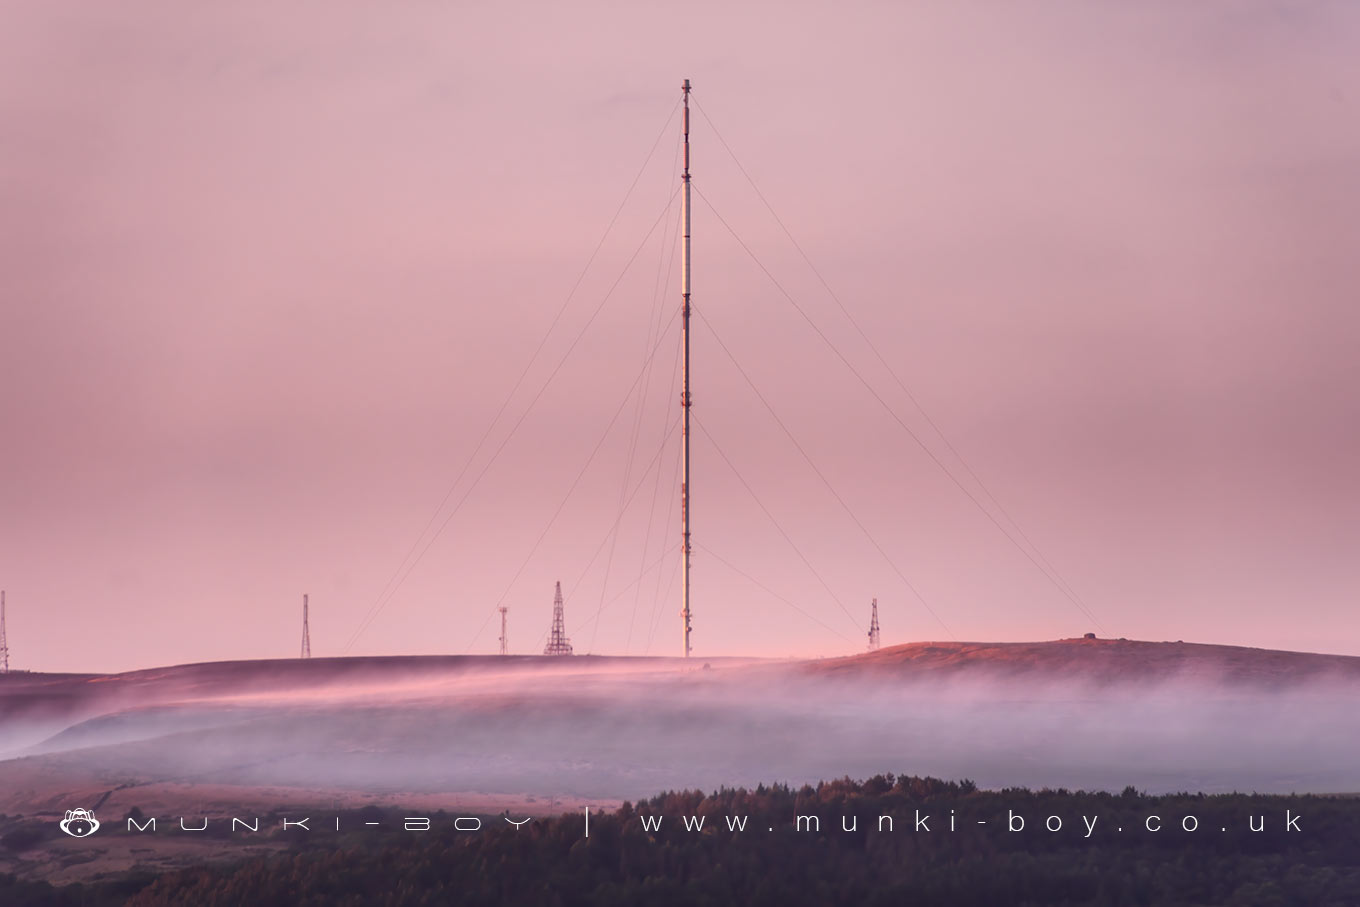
[1,590,9,674]
[543,581,573,656]
[680,77,694,659]
[867,598,881,652]
[498,606,509,656]
[300,593,311,659]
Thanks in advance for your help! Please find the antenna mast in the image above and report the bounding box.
[868,598,881,651]
[300,593,311,659]
[544,581,574,656]
[680,77,694,659]
[498,606,509,656]
[1,590,8,673]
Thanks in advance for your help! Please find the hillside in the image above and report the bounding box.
[1,637,1357,847]
[805,637,1360,686]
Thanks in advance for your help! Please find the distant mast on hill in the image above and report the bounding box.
[300,594,311,659]
[1,590,8,673]
[543,581,573,656]
[867,598,881,651]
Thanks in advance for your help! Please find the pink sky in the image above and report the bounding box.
[1,1,1358,673]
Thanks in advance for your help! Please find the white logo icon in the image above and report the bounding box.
[59,808,100,837]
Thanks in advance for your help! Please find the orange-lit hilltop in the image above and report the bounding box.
[806,636,1360,687]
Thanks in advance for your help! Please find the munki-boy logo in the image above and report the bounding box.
[59,808,100,837]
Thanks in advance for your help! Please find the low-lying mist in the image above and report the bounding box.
[2,651,1357,813]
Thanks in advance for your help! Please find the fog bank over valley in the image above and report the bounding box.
[1,638,1358,818]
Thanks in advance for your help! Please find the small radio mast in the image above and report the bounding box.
[300,593,311,659]
[868,598,881,652]
[498,606,509,656]
[680,77,694,659]
[1,590,9,673]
